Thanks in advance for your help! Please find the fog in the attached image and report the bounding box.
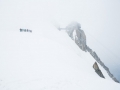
[0,0,120,81]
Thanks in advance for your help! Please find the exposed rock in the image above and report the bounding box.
[93,62,105,78]
[75,29,87,51]
[60,22,87,51]
[112,77,119,83]
[66,22,81,39]
[87,46,119,83]
[58,22,119,83]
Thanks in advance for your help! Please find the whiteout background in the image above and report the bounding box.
[0,0,120,84]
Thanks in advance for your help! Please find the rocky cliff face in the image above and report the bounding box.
[87,46,119,83]
[62,22,119,83]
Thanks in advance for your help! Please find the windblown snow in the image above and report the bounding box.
[0,22,120,90]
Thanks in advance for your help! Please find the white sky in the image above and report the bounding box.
[0,0,120,81]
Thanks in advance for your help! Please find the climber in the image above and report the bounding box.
[20,28,22,32]
[20,28,26,32]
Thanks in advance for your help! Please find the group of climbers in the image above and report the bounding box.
[20,28,32,33]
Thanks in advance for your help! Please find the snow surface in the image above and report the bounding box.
[0,22,120,90]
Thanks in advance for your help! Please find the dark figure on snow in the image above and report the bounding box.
[20,28,32,33]
[20,28,22,32]
[20,28,26,32]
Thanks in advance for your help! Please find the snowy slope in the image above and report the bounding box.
[0,22,120,90]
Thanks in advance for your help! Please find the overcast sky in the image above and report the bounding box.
[0,0,120,81]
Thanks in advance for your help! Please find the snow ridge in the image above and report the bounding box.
[61,21,119,83]
[0,22,120,90]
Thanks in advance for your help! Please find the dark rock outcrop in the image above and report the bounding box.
[93,62,105,78]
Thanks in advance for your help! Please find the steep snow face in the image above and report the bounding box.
[0,22,120,90]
